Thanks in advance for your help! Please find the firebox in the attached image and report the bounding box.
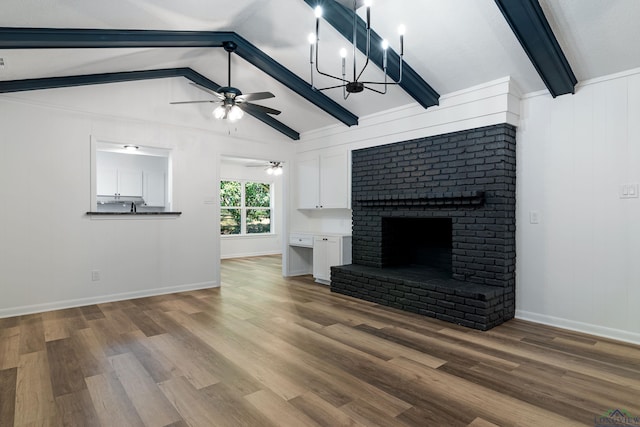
[382,217,452,274]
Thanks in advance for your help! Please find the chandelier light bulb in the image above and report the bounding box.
[381,39,389,50]
[364,0,373,6]
[274,167,283,176]
[339,48,347,58]
[266,167,274,175]
[398,24,406,36]
[314,6,323,18]
[308,33,316,45]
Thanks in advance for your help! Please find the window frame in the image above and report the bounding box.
[220,179,274,236]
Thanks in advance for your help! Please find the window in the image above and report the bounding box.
[220,180,272,235]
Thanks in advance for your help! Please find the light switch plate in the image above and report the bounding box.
[529,210,540,224]
[620,183,639,199]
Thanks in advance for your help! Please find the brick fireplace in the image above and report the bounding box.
[331,123,516,330]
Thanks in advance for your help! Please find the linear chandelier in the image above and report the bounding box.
[309,0,405,99]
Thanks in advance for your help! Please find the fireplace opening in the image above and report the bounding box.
[381,217,452,275]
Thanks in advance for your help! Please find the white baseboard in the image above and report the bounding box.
[286,269,312,277]
[515,310,640,346]
[0,281,219,319]
[221,250,281,259]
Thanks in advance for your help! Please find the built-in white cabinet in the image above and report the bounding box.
[97,167,143,197]
[296,151,350,209]
[143,171,166,207]
[312,234,352,284]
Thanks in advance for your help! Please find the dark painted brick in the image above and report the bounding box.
[338,123,516,331]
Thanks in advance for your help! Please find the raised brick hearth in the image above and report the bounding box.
[331,123,516,330]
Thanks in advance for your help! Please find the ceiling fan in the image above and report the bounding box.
[247,160,284,175]
[170,41,281,121]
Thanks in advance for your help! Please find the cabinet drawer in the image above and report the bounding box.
[289,234,313,247]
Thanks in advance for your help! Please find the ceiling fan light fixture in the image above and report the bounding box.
[213,105,226,119]
[228,105,244,121]
[265,161,283,176]
[171,41,280,122]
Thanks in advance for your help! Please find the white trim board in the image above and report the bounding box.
[0,281,219,319]
[516,310,640,346]
[220,250,282,260]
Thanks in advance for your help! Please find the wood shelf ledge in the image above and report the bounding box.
[355,191,485,207]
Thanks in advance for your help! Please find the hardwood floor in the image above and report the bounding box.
[1,255,639,426]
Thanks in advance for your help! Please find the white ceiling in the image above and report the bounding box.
[1,0,639,138]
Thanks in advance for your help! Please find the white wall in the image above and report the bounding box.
[0,79,292,317]
[516,68,640,344]
[220,161,284,259]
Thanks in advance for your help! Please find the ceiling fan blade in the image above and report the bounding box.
[170,100,218,105]
[189,82,225,100]
[236,92,275,102]
[240,102,281,116]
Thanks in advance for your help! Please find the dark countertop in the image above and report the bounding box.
[86,212,182,215]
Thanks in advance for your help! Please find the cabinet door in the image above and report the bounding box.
[143,171,166,207]
[296,157,320,209]
[324,236,342,270]
[96,167,118,196]
[313,236,342,282]
[320,151,349,209]
[312,237,328,281]
[118,168,143,197]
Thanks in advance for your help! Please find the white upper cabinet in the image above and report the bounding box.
[143,171,166,207]
[296,157,321,209]
[117,168,143,197]
[296,150,350,209]
[96,167,118,196]
[97,167,142,197]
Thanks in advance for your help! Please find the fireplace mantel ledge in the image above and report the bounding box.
[356,191,484,207]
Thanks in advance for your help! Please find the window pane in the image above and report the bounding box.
[220,208,241,235]
[247,209,271,234]
[220,181,241,207]
[245,182,271,207]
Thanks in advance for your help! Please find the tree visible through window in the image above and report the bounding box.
[220,180,272,235]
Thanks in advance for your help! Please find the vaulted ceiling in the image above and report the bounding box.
[1,0,639,141]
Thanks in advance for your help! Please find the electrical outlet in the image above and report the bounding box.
[91,270,100,282]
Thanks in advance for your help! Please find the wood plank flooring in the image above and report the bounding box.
[1,254,640,426]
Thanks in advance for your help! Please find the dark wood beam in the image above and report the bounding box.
[495,0,577,97]
[0,27,358,133]
[0,67,300,140]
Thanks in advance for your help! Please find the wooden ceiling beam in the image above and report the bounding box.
[0,27,359,139]
[495,0,577,97]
